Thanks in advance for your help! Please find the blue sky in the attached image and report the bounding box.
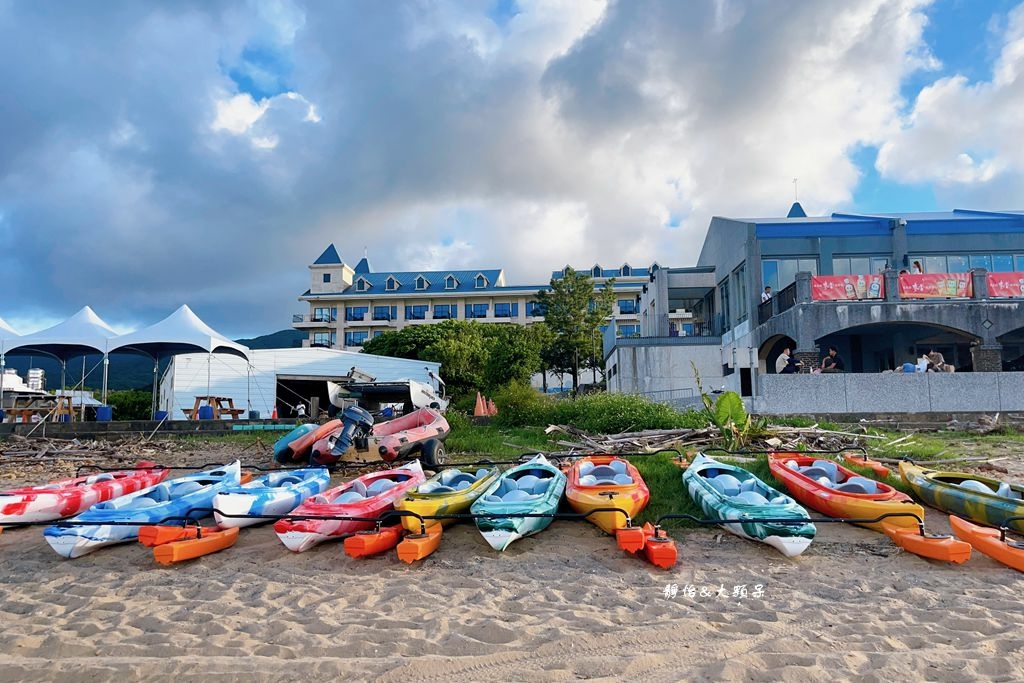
[3,1,1024,336]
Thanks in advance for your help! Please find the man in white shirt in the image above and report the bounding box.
[761,286,772,303]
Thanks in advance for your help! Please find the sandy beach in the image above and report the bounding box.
[1,450,1023,682]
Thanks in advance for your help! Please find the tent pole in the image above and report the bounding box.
[151,356,159,419]
[80,357,86,421]
[207,352,212,397]
[101,353,109,404]
[0,350,5,421]
[61,360,66,394]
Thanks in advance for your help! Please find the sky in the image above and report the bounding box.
[2,0,1024,337]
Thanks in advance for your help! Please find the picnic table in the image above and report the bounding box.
[183,395,246,420]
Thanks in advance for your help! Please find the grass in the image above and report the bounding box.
[445,424,560,460]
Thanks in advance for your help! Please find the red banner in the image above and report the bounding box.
[987,272,1024,298]
[811,275,884,301]
[898,273,972,299]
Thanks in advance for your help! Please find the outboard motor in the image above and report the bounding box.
[314,406,374,466]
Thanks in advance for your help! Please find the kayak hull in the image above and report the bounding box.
[213,468,330,528]
[471,455,566,551]
[684,453,815,557]
[900,461,1024,533]
[395,466,500,533]
[566,455,650,535]
[950,515,1024,572]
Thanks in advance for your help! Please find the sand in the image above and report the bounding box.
[1,451,1023,682]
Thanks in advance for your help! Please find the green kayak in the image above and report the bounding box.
[684,453,816,557]
[471,454,566,551]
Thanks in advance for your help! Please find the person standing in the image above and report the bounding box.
[762,286,773,303]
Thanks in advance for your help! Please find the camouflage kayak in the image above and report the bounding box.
[683,453,816,557]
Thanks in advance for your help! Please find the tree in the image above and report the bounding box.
[535,267,616,391]
[483,324,546,390]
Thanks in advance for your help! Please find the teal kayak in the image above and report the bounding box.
[471,454,566,551]
[684,453,815,557]
[273,424,318,463]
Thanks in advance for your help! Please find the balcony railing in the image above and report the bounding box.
[293,313,337,325]
[776,282,797,314]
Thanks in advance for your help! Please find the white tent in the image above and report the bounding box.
[0,317,22,411]
[5,306,119,404]
[109,305,250,414]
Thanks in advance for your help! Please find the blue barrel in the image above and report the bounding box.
[248,410,261,420]
[197,405,215,420]
[58,414,71,423]
[0,409,5,422]
[96,406,113,422]
[154,410,169,421]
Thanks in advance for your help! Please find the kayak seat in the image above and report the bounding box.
[475,469,490,479]
[129,497,160,509]
[799,466,835,484]
[958,480,994,494]
[739,479,758,493]
[516,475,542,491]
[275,476,304,487]
[835,482,870,494]
[612,474,633,485]
[733,491,769,505]
[501,489,540,502]
[609,459,628,474]
[844,476,878,494]
[351,480,368,496]
[170,481,204,498]
[996,483,1022,500]
[367,479,397,495]
[147,484,171,503]
[811,460,839,481]
[708,473,741,496]
[336,490,367,503]
[589,466,618,479]
[455,480,472,490]
[579,461,595,476]
[769,496,788,505]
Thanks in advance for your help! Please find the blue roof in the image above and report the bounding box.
[343,269,507,296]
[551,264,651,280]
[354,257,371,274]
[313,244,343,265]
[744,208,1024,239]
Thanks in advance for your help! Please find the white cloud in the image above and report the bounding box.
[877,3,1024,194]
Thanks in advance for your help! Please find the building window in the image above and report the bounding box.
[312,332,336,347]
[445,275,458,289]
[832,256,889,275]
[719,278,731,331]
[475,274,488,289]
[465,303,489,319]
[910,253,1023,273]
[355,278,369,292]
[386,276,399,291]
[494,303,518,318]
[761,258,817,291]
[313,307,337,323]
[618,299,637,315]
[416,275,429,290]
[526,301,545,317]
[732,263,747,323]
[433,304,457,319]
[620,264,631,277]
[345,306,367,322]
[344,331,368,347]
[373,306,397,321]
[323,273,331,283]
[592,265,602,278]
[405,305,428,320]
[617,324,640,337]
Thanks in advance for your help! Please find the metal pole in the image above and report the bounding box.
[80,356,86,421]
[101,353,109,405]
[151,357,159,419]
[0,349,5,422]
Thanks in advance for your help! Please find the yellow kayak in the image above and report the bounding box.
[395,466,501,533]
[566,455,650,535]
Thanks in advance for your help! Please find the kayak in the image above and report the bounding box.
[900,461,1024,533]
[838,452,890,478]
[565,455,649,548]
[274,460,425,552]
[43,462,242,559]
[394,466,501,533]
[278,419,342,465]
[684,453,815,557]
[1,464,169,525]
[272,424,318,463]
[313,407,451,468]
[769,453,970,563]
[950,515,1024,572]
[471,454,566,551]
[213,468,331,528]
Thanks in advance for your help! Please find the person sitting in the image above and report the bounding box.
[814,346,845,373]
[761,286,773,303]
[776,347,802,374]
[926,349,953,373]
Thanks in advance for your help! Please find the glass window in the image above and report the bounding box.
[1016,255,1024,271]
[313,332,336,347]
[848,257,870,275]
[475,275,487,289]
[947,255,970,273]
[761,260,779,291]
[992,254,1014,272]
[372,306,396,321]
[386,277,399,291]
[345,306,367,322]
[924,256,946,274]
[870,257,890,273]
[416,276,428,290]
[970,254,992,271]
[526,301,545,317]
[618,299,636,314]
[617,324,640,337]
[445,276,457,290]
[465,303,489,319]
[733,264,747,322]
[719,279,731,330]
[798,258,818,274]
[621,264,631,276]
[323,273,331,283]
[832,258,850,276]
[344,331,368,346]
[495,303,513,318]
[433,305,455,319]
[405,305,428,320]
[777,260,798,289]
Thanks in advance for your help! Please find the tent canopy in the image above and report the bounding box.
[0,317,20,340]
[109,305,249,360]
[6,306,118,361]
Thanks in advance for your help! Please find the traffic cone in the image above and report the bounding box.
[271,405,278,420]
[474,392,486,417]
[488,399,498,416]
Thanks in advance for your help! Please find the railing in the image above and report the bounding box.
[776,282,797,313]
[292,313,336,324]
[757,298,774,325]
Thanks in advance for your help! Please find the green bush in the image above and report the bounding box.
[493,385,709,433]
[106,389,153,421]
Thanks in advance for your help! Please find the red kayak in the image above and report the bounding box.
[274,460,425,552]
[310,407,450,466]
[0,463,169,525]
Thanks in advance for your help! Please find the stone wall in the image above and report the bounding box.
[753,372,1020,414]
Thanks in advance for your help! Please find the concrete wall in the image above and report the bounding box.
[753,372,1024,414]
[607,343,724,398]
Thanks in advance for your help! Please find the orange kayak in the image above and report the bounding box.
[397,525,443,564]
[839,452,890,478]
[284,420,342,464]
[950,516,1024,572]
[152,527,239,565]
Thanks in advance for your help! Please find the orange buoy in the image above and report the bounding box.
[397,524,443,564]
[153,527,239,565]
[138,524,202,547]
[641,523,677,569]
[615,526,647,553]
[343,525,404,558]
